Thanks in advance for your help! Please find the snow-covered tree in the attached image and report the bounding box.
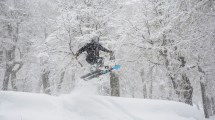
[0,0,31,90]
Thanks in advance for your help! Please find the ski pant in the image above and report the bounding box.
[86,56,104,66]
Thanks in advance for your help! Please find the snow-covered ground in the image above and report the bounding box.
[0,91,204,120]
[209,116,215,120]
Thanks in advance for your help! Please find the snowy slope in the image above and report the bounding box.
[0,91,203,120]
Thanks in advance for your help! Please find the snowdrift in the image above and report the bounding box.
[0,91,203,120]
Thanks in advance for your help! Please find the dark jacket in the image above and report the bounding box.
[77,42,111,58]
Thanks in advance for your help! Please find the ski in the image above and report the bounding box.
[80,70,101,79]
[81,65,121,81]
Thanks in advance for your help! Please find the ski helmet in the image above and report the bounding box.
[91,36,99,43]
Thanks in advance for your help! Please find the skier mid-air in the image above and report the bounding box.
[75,36,113,70]
[75,36,120,80]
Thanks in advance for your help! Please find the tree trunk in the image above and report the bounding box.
[149,77,153,99]
[58,71,65,91]
[182,74,193,105]
[211,97,215,115]
[2,18,23,91]
[2,65,12,90]
[11,71,18,90]
[207,97,213,116]
[143,84,147,98]
[149,65,154,99]
[71,72,76,89]
[42,70,51,95]
[140,68,147,98]
[183,85,193,105]
[200,82,209,118]
[110,72,120,96]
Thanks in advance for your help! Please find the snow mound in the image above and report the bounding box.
[0,91,203,120]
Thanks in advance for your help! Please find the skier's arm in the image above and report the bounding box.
[99,44,112,53]
[76,45,88,57]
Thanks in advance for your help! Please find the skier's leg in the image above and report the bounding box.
[97,57,104,67]
[90,64,98,72]
[86,56,96,72]
[89,57,103,72]
[86,56,94,65]
[87,56,101,71]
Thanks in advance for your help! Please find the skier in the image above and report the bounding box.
[75,36,113,70]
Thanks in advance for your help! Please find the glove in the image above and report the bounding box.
[75,53,79,59]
